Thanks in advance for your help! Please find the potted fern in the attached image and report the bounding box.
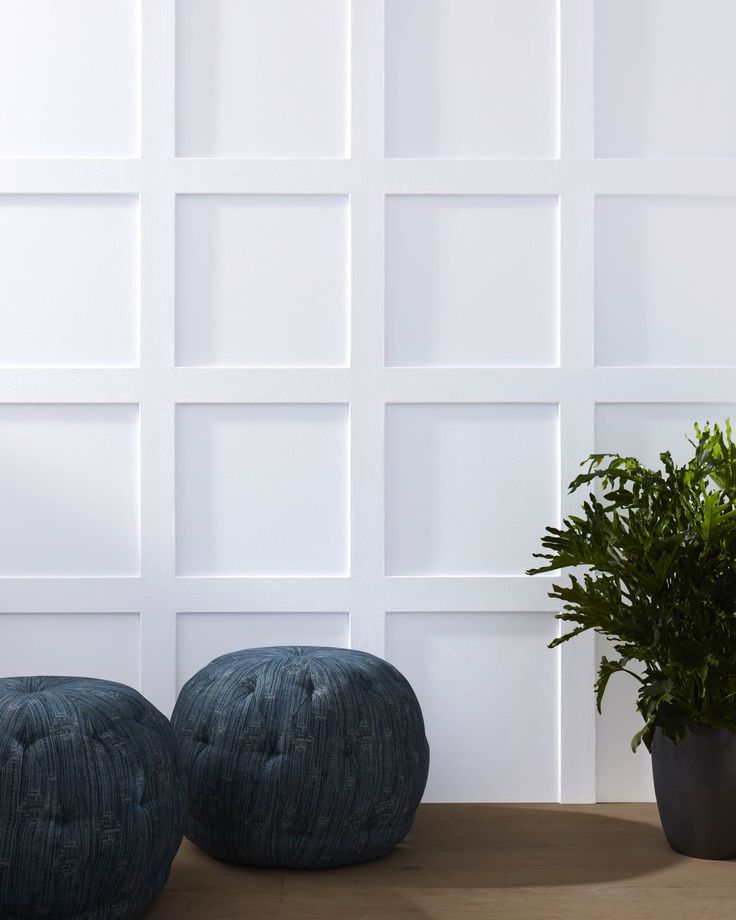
[528,421,736,859]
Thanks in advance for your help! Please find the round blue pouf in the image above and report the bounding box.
[0,676,185,919]
[172,646,430,868]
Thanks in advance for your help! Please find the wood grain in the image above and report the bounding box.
[146,804,736,919]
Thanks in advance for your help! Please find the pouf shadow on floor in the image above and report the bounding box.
[172,646,430,869]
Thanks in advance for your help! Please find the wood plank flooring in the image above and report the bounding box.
[147,804,736,919]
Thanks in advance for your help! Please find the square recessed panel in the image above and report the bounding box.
[0,405,140,576]
[596,635,654,802]
[595,402,735,799]
[0,0,139,157]
[176,0,348,157]
[0,196,138,368]
[176,611,349,690]
[385,0,558,158]
[385,404,559,575]
[0,613,140,687]
[596,197,736,367]
[176,404,349,576]
[176,196,348,368]
[386,612,559,802]
[386,196,558,367]
[596,403,736,467]
[596,0,736,158]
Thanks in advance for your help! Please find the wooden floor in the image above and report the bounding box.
[147,804,736,919]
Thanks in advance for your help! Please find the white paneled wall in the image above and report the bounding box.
[0,196,139,367]
[595,197,736,368]
[0,0,139,156]
[175,404,350,576]
[176,195,349,367]
[175,0,349,158]
[0,405,140,576]
[386,612,559,802]
[0,613,141,687]
[595,404,736,801]
[385,196,559,368]
[385,0,558,158]
[176,612,349,692]
[385,404,559,576]
[0,0,734,803]
[595,0,736,159]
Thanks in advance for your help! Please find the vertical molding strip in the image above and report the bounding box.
[558,0,597,802]
[139,0,178,712]
[348,2,386,657]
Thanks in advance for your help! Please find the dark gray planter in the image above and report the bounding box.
[652,726,736,860]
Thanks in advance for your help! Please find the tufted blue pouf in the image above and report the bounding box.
[172,646,429,869]
[0,676,185,919]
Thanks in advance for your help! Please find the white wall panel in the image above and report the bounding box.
[176,611,349,691]
[385,0,558,158]
[595,635,654,803]
[386,612,559,802]
[0,0,139,156]
[0,196,138,368]
[3,0,732,804]
[0,613,140,688]
[176,0,348,157]
[594,403,736,801]
[176,195,348,367]
[596,197,736,368]
[0,405,139,576]
[596,403,736,467]
[176,404,349,576]
[385,404,559,575]
[386,196,558,368]
[596,0,736,158]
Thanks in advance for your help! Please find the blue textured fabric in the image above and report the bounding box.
[172,646,430,869]
[0,676,185,920]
